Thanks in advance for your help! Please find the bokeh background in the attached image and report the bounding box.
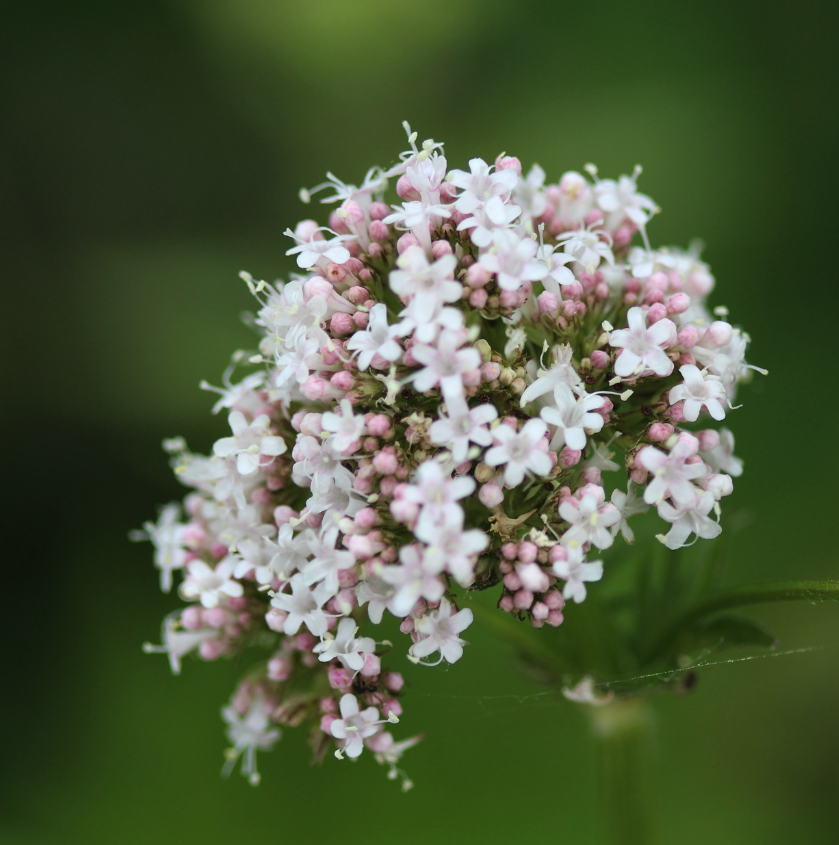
[4,1,839,842]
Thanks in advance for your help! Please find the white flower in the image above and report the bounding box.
[409,599,474,664]
[382,544,446,617]
[411,329,481,402]
[668,365,728,421]
[389,247,461,323]
[609,307,675,378]
[299,526,355,596]
[536,242,576,296]
[274,329,321,388]
[456,195,522,247]
[284,227,350,270]
[448,157,518,213]
[232,536,286,585]
[314,617,376,672]
[143,614,218,674]
[558,491,620,550]
[556,171,594,225]
[583,443,621,474]
[345,303,402,371]
[556,223,614,274]
[520,344,582,407]
[540,383,606,451]
[222,697,281,785]
[133,503,188,593]
[594,166,657,229]
[656,489,721,549]
[428,394,497,463]
[181,556,243,608]
[701,428,743,477]
[637,440,707,508]
[330,694,381,759]
[383,200,451,254]
[514,164,548,220]
[200,367,266,415]
[355,577,395,624]
[477,229,547,292]
[485,419,551,487]
[322,398,367,454]
[213,412,287,476]
[210,504,276,551]
[402,460,475,533]
[415,514,488,587]
[609,483,649,544]
[293,435,353,491]
[269,574,333,636]
[552,545,603,603]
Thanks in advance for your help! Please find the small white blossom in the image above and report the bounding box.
[409,599,474,664]
[556,223,615,274]
[701,428,743,477]
[299,526,356,596]
[382,544,446,617]
[448,157,518,213]
[270,573,332,636]
[485,419,551,487]
[402,460,475,532]
[133,503,188,593]
[330,694,381,759]
[552,545,603,604]
[411,330,482,402]
[456,195,522,247]
[345,303,402,371]
[558,491,620,550]
[428,394,497,463]
[389,247,461,323]
[637,439,707,508]
[181,556,243,608]
[415,514,488,587]
[520,345,582,407]
[477,229,547,292]
[143,614,218,674]
[609,483,649,544]
[594,166,657,229]
[284,227,350,270]
[314,617,376,673]
[669,364,728,421]
[355,577,395,624]
[322,398,367,454]
[540,383,606,451]
[609,307,675,378]
[656,489,721,549]
[514,164,548,220]
[222,697,281,785]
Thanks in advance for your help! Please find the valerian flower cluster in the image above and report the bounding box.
[136,123,761,789]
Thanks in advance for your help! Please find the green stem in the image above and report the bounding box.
[645,580,839,662]
[590,699,656,845]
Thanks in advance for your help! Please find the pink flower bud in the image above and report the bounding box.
[396,233,420,253]
[499,594,515,612]
[584,209,604,227]
[514,589,534,609]
[301,376,327,402]
[677,326,699,349]
[328,210,350,234]
[667,292,691,315]
[295,220,321,241]
[544,589,565,610]
[384,672,404,692]
[320,697,338,714]
[328,664,353,690]
[268,655,292,681]
[265,609,287,632]
[559,448,581,468]
[531,602,549,620]
[373,448,399,476]
[390,499,419,525]
[581,467,601,485]
[646,302,668,323]
[481,362,501,382]
[705,321,733,348]
[368,201,390,221]
[330,312,354,336]
[380,698,402,718]
[181,605,203,630]
[517,541,537,563]
[648,422,674,442]
[431,239,453,258]
[495,154,522,175]
[613,225,632,247]
[517,562,549,593]
[469,288,488,309]
[503,572,522,591]
[667,400,686,423]
[352,310,369,329]
[466,263,492,288]
[346,286,369,305]
[330,370,354,391]
[478,482,504,508]
[630,467,648,484]
[696,429,720,451]
[589,349,609,370]
[360,653,381,677]
[396,174,420,201]
[199,638,225,660]
[210,542,228,560]
[546,609,565,627]
[538,291,560,314]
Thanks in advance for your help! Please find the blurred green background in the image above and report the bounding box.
[3,1,839,842]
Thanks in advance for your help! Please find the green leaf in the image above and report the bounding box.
[643,580,839,663]
[672,613,777,661]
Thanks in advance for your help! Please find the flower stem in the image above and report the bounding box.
[590,699,656,845]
